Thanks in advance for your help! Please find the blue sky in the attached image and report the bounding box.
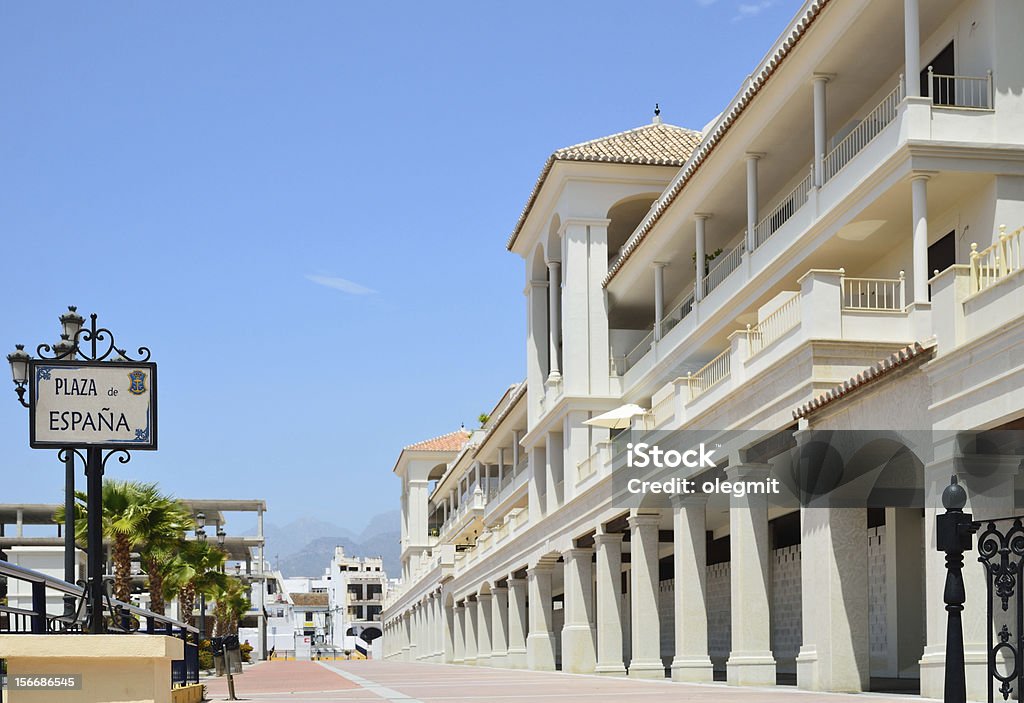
[0,0,803,530]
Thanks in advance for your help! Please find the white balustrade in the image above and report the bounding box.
[623,328,654,371]
[841,272,906,311]
[971,225,1023,294]
[685,348,731,400]
[927,68,993,109]
[660,289,695,338]
[702,243,745,296]
[823,80,904,182]
[752,168,813,250]
[746,294,801,357]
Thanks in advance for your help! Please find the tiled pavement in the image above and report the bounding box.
[203,660,938,703]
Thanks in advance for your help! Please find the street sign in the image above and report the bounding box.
[28,360,157,450]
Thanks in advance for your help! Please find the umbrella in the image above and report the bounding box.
[582,404,649,430]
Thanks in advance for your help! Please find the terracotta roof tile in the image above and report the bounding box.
[506,122,702,251]
[793,341,936,421]
[404,429,471,452]
[291,593,328,607]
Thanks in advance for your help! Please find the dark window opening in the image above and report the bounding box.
[921,41,955,105]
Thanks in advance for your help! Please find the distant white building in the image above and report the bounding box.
[323,547,386,657]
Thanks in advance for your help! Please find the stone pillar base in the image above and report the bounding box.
[595,662,627,676]
[0,634,183,703]
[671,656,714,683]
[506,648,527,669]
[489,652,508,668]
[526,633,555,671]
[463,656,477,666]
[628,659,665,679]
[727,651,776,686]
[560,625,596,673]
[476,654,492,667]
[919,644,989,701]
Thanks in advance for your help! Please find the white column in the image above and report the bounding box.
[465,596,478,664]
[546,261,561,381]
[745,154,762,251]
[434,594,444,661]
[497,447,505,486]
[628,513,663,679]
[526,564,556,670]
[904,0,921,97]
[562,547,597,673]
[796,506,869,691]
[911,174,930,304]
[512,432,521,470]
[694,215,708,302]
[813,74,830,186]
[726,464,776,686]
[594,532,626,675]
[671,496,714,682]
[477,592,493,665]
[408,608,418,661]
[444,599,455,662]
[453,602,466,663]
[527,278,549,426]
[491,585,509,667]
[507,577,528,668]
[653,263,666,342]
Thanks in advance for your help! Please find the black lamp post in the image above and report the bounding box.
[196,515,207,639]
[937,475,978,703]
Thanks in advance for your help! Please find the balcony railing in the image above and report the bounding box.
[970,225,1023,294]
[752,167,814,250]
[702,243,745,297]
[746,294,800,357]
[624,328,654,370]
[823,80,904,182]
[927,69,993,109]
[660,289,695,338]
[684,348,731,400]
[842,272,906,311]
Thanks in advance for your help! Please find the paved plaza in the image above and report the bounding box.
[203,660,936,703]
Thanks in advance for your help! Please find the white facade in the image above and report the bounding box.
[383,0,1024,700]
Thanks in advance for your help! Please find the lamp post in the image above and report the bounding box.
[196,515,207,639]
[937,475,978,703]
[8,307,155,634]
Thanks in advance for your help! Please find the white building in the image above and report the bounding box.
[383,0,1024,699]
[323,547,387,657]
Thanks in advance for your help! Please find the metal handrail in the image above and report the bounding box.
[823,80,904,182]
[752,167,814,250]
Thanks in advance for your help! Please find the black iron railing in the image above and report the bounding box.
[0,560,200,687]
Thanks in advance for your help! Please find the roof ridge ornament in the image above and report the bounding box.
[653,103,662,124]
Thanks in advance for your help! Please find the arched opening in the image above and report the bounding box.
[607,194,659,264]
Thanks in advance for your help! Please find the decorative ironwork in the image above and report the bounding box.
[976,517,1024,702]
[36,310,151,363]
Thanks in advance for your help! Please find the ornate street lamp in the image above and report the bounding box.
[196,512,207,530]
[7,344,30,408]
[59,306,84,344]
[217,527,226,546]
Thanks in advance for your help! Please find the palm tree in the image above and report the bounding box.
[135,501,193,615]
[212,577,252,637]
[57,479,182,602]
[162,539,228,628]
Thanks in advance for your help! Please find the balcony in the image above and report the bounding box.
[661,267,914,426]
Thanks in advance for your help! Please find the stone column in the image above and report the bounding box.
[444,600,455,663]
[526,564,556,670]
[465,596,478,664]
[527,279,549,427]
[453,602,466,664]
[507,577,528,668]
[904,0,921,97]
[547,261,562,381]
[477,592,493,665]
[594,532,626,675]
[726,464,776,685]
[671,496,714,682]
[562,547,597,673]
[911,174,930,304]
[628,513,663,678]
[745,154,762,251]
[813,74,830,186]
[796,506,869,692]
[694,215,708,302]
[406,609,415,661]
[491,585,509,667]
[653,263,666,342]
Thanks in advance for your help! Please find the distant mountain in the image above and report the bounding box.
[251,510,400,578]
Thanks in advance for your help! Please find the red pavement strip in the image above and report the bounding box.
[203,660,361,696]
